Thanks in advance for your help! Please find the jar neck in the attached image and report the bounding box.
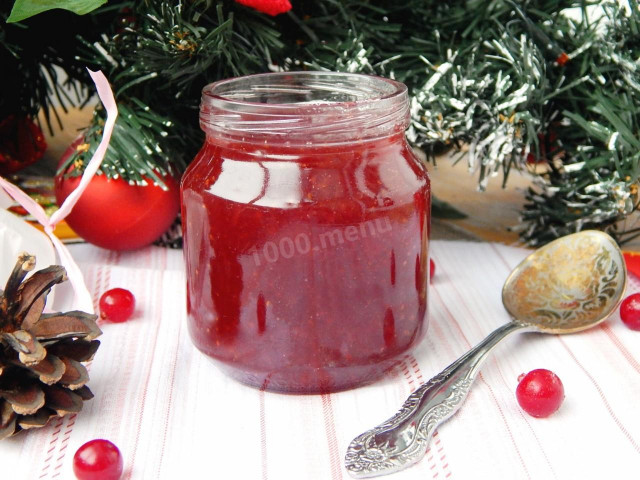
[199,72,410,147]
[203,131,409,158]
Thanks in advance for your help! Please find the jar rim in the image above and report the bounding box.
[202,71,407,108]
[199,71,410,146]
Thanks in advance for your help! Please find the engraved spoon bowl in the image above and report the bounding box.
[345,230,627,478]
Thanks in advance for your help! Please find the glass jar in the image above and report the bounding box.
[181,72,430,394]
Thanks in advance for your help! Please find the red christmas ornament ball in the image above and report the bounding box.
[55,141,180,251]
[516,369,564,418]
[619,293,640,331]
[73,439,123,480]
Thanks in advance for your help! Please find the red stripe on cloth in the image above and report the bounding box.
[56,444,67,458]
[491,241,639,472]
[436,255,556,479]
[400,358,413,385]
[93,264,111,327]
[599,323,640,375]
[321,394,343,480]
[259,390,268,480]
[400,357,448,476]
[408,355,424,384]
[477,377,532,479]
[487,244,560,476]
[386,361,405,385]
[45,261,102,476]
[161,246,169,271]
[489,358,558,479]
[110,250,121,265]
[401,360,415,387]
[124,272,165,479]
[488,243,516,272]
[432,286,531,479]
[558,337,640,454]
[423,325,470,479]
[155,314,183,478]
[38,417,65,478]
[431,431,454,479]
[91,265,103,312]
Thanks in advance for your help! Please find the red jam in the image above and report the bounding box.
[181,72,430,393]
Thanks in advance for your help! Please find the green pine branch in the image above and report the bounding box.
[57,99,184,187]
[6,0,640,246]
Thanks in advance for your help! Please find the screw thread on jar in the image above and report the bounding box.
[199,72,410,146]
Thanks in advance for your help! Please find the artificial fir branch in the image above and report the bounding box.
[58,101,183,187]
[0,7,114,133]
[517,2,640,245]
[5,0,640,246]
[60,0,284,184]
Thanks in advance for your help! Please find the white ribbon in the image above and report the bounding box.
[0,70,118,314]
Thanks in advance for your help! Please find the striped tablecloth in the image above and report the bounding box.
[2,240,640,479]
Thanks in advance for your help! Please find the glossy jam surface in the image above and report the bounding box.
[182,133,430,393]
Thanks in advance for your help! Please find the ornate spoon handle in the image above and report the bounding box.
[345,321,528,478]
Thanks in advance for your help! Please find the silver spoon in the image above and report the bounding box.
[345,230,627,478]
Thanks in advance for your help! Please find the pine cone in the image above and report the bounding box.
[0,253,101,439]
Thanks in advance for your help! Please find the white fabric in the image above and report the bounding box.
[2,240,640,479]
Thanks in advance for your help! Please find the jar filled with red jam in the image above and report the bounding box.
[181,72,430,394]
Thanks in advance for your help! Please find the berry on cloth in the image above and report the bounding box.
[620,293,640,331]
[99,288,135,323]
[73,439,123,480]
[516,369,564,418]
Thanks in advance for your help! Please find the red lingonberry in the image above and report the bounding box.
[99,288,135,323]
[620,293,640,331]
[516,369,564,418]
[73,439,123,480]
[429,258,436,283]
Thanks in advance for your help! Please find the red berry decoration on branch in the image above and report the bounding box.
[619,293,640,331]
[234,0,292,16]
[99,288,135,323]
[73,439,123,480]
[516,369,564,418]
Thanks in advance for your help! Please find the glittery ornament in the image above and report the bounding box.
[0,115,47,176]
